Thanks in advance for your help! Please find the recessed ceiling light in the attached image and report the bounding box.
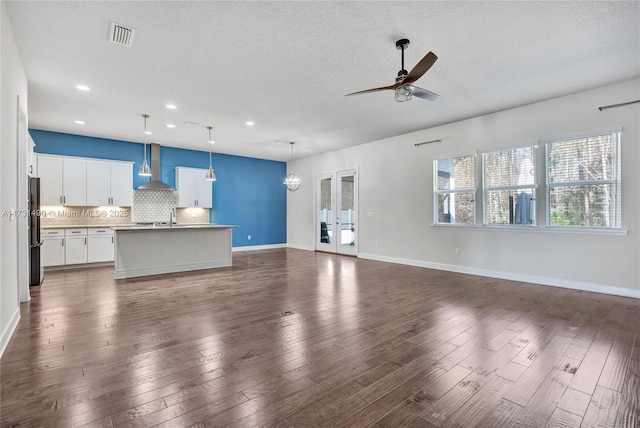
[245,121,255,126]
[166,124,176,128]
[144,131,152,135]
[74,120,85,125]
[209,140,215,144]
[166,104,177,110]
[76,85,90,91]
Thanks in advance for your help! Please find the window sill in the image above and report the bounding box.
[431,223,628,236]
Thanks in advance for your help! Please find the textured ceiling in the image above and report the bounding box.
[5,1,640,161]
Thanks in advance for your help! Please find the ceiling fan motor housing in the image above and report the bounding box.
[395,38,410,50]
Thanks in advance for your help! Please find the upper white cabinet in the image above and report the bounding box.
[38,155,86,205]
[176,167,212,208]
[86,160,133,206]
[37,154,133,207]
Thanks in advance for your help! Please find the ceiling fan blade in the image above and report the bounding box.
[345,84,398,96]
[403,51,438,85]
[411,86,440,101]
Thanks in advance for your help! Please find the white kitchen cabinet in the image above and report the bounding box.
[86,160,133,206]
[38,156,64,205]
[65,228,88,265]
[176,167,212,208]
[41,229,65,267]
[87,228,114,262]
[37,155,86,205]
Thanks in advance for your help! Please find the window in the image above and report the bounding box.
[434,155,476,224]
[483,146,537,225]
[546,132,621,228]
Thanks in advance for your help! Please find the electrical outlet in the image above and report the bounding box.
[247,235,251,240]
[455,248,461,255]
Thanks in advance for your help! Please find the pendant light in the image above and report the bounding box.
[138,114,152,176]
[205,126,216,181]
[283,142,301,191]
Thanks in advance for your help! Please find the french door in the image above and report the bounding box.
[315,169,358,255]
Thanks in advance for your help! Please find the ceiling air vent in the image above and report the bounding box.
[109,22,135,47]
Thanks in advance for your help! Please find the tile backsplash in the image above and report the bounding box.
[176,207,211,224]
[131,189,178,223]
[40,191,210,227]
[40,206,132,227]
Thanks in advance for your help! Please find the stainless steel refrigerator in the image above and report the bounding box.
[29,176,44,286]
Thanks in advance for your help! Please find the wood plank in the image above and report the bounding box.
[568,336,613,395]
[512,369,573,427]
[544,408,582,428]
[475,398,523,428]
[502,333,573,406]
[0,249,637,428]
[581,385,622,428]
[597,330,635,392]
[438,375,513,428]
[557,387,592,417]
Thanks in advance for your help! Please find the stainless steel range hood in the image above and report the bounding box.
[136,143,175,190]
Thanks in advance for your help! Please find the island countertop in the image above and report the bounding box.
[112,224,236,279]
[111,224,237,231]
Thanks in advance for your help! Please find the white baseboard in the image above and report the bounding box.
[232,243,286,252]
[286,243,315,251]
[358,253,640,299]
[1,306,20,358]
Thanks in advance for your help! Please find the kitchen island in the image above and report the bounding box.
[112,224,236,279]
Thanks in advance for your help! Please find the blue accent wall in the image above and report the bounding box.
[30,129,287,247]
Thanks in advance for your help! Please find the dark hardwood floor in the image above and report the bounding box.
[1,249,638,427]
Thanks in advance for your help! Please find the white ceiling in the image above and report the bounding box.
[5,1,639,162]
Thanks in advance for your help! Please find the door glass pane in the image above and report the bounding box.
[340,175,355,247]
[319,178,332,244]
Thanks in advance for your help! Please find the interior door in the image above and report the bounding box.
[315,169,358,255]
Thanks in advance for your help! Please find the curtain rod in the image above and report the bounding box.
[414,139,441,147]
[598,100,640,111]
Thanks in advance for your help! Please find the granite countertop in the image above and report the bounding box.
[111,224,237,231]
[42,224,137,229]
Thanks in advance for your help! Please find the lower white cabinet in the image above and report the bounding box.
[65,228,88,265]
[87,228,114,262]
[41,227,115,266]
[41,229,65,267]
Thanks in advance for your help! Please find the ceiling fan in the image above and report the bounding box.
[346,39,440,102]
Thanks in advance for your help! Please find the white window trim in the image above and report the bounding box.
[482,144,539,227]
[544,130,621,229]
[433,154,477,225]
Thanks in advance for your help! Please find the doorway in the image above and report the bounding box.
[315,169,358,256]
[17,97,30,302]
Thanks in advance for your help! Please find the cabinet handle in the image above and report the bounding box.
[84,238,87,245]
[59,195,63,203]
[63,196,66,203]
[62,238,64,246]
[72,231,81,233]
[112,237,114,244]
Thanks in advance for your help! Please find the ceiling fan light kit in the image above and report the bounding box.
[346,38,440,103]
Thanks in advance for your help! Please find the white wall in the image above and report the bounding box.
[288,79,640,298]
[1,0,28,356]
